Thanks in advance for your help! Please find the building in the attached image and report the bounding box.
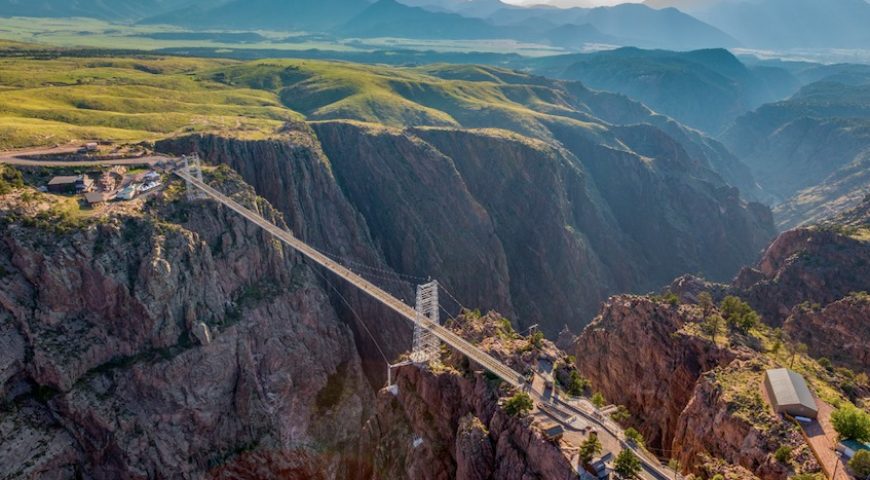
[84,191,110,206]
[589,452,613,480]
[540,422,565,442]
[46,176,80,194]
[763,368,818,419]
[838,439,870,460]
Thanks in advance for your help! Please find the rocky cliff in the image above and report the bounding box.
[157,117,774,336]
[573,295,834,480]
[784,293,870,374]
[355,365,577,480]
[733,197,870,326]
[0,169,373,478]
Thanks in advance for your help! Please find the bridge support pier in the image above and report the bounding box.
[410,280,440,364]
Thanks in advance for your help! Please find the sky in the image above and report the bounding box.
[503,0,645,5]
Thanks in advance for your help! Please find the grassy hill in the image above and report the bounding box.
[0,55,301,149]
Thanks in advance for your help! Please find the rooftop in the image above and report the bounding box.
[766,368,817,411]
[47,175,80,185]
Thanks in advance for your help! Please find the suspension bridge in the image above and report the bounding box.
[175,158,675,480]
[174,162,527,388]
[0,149,675,480]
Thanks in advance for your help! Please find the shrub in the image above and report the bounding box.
[503,392,534,417]
[530,330,544,348]
[591,391,606,408]
[579,434,603,463]
[711,475,724,480]
[698,291,713,314]
[774,445,792,463]
[831,404,870,442]
[0,165,24,194]
[614,449,642,478]
[701,314,724,342]
[565,370,589,396]
[625,427,645,447]
[720,295,759,333]
[611,405,631,424]
[663,291,680,306]
[849,450,870,477]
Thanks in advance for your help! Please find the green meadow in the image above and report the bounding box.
[0,44,606,149]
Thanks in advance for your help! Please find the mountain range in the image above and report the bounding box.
[4,0,870,51]
[644,0,870,48]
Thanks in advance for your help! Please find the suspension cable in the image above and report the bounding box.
[305,258,390,366]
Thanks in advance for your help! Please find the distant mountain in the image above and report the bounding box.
[487,3,738,50]
[647,0,870,49]
[0,0,204,19]
[339,0,501,39]
[143,0,371,30]
[528,47,800,135]
[722,80,870,227]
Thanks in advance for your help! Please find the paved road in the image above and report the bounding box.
[0,145,170,167]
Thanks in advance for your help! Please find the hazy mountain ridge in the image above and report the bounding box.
[644,0,870,49]
[722,79,870,227]
[527,47,801,135]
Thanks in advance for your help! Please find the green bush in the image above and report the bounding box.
[591,391,606,408]
[0,165,24,194]
[611,405,631,424]
[720,296,760,333]
[625,427,645,447]
[503,392,534,417]
[579,434,603,463]
[774,445,792,463]
[849,450,870,477]
[614,449,642,478]
[831,404,870,442]
[564,370,589,396]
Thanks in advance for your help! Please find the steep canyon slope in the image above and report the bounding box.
[0,168,380,479]
[155,59,774,334]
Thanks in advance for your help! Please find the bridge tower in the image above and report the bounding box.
[410,280,440,364]
[183,153,206,200]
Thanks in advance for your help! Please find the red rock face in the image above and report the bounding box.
[157,122,775,336]
[355,365,577,480]
[672,360,818,479]
[733,207,870,327]
[574,296,736,450]
[785,294,870,374]
[574,297,821,480]
[0,172,372,479]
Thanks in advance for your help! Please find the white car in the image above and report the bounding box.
[140,181,162,192]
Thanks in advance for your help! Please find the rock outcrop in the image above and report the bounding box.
[733,198,870,326]
[0,170,372,478]
[673,359,818,477]
[158,118,775,336]
[355,365,577,480]
[784,294,870,374]
[574,296,824,480]
[575,296,738,449]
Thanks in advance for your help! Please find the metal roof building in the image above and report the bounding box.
[763,368,818,419]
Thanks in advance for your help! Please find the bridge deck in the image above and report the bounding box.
[176,169,526,388]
